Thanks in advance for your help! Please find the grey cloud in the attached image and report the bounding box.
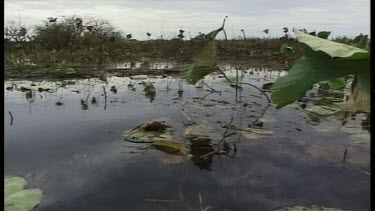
[4,0,370,39]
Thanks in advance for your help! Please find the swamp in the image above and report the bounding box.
[4,1,370,211]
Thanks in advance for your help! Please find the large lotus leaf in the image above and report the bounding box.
[294,29,369,59]
[271,56,369,107]
[192,41,217,67]
[204,27,223,40]
[326,77,346,90]
[183,41,218,84]
[184,26,223,84]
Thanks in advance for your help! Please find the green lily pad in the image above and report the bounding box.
[5,177,27,196]
[5,176,43,211]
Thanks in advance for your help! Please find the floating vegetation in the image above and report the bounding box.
[123,120,191,156]
[129,75,149,80]
[123,120,174,143]
[275,205,345,211]
[225,125,273,140]
[152,140,190,156]
[307,104,341,116]
[5,176,43,211]
[340,123,370,144]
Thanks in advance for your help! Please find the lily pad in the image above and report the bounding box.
[5,177,27,196]
[275,205,345,211]
[5,176,43,211]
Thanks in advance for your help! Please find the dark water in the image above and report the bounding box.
[4,68,370,211]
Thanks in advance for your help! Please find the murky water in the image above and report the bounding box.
[4,68,370,211]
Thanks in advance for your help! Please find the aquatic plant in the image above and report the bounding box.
[5,176,43,211]
[271,29,370,112]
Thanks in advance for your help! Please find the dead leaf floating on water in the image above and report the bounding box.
[123,120,173,143]
[123,120,191,156]
[152,140,190,156]
[227,126,273,140]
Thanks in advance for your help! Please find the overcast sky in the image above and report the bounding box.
[4,0,370,40]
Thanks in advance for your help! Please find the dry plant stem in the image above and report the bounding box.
[201,80,220,93]
[218,68,271,103]
[8,111,14,125]
[200,117,235,159]
[102,86,107,110]
[181,102,195,125]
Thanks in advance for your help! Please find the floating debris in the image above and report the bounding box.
[275,205,345,211]
[144,82,156,98]
[110,86,117,93]
[123,120,174,143]
[307,104,341,116]
[152,140,190,156]
[130,75,148,80]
